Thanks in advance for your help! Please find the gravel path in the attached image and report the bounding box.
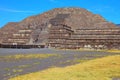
[0,48,118,80]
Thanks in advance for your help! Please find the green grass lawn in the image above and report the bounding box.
[9,55,120,80]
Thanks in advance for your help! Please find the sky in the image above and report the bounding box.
[0,0,120,28]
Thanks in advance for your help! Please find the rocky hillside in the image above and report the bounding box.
[0,7,118,44]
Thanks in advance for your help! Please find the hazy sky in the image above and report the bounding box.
[0,0,120,28]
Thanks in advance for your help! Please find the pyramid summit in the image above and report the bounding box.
[0,7,120,49]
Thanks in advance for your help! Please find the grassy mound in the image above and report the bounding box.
[10,55,120,80]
